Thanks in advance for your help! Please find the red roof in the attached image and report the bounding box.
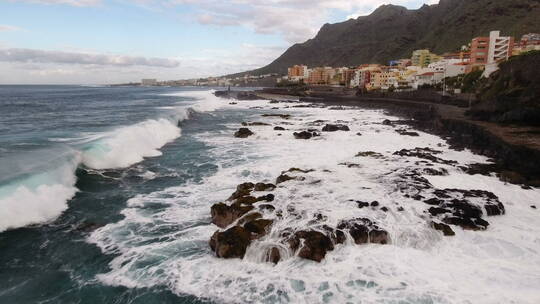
[418,72,435,76]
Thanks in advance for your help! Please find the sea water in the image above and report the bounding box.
[1,86,539,304]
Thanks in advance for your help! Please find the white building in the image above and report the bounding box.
[484,31,514,77]
[413,71,444,89]
[141,79,157,86]
[428,59,468,78]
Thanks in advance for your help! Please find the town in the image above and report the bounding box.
[135,30,540,91]
[279,31,540,92]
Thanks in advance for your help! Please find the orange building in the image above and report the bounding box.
[307,67,335,85]
[470,31,514,66]
[470,37,490,65]
[287,65,308,79]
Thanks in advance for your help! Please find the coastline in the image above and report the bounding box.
[202,89,540,302]
[247,90,540,188]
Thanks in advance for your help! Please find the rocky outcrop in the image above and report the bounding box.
[242,122,270,126]
[210,226,252,258]
[337,218,389,245]
[234,128,254,138]
[322,124,350,132]
[293,130,320,139]
[287,231,334,262]
[209,170,391,264]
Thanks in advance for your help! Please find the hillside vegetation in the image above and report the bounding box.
[468,51,540,125]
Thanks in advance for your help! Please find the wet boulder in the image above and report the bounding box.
[396,129,420,137]
[244,219,273,239]
[209,226,251,259]
[242,122,270,126]
[293,131,319,140]
[288,230,334,262]
[273,126,286,131]
[337,218,389,245]
[254,183,276,191]
[443,216,489,230]
[210,202,254,228]
[235,196,259,205]
[432,221,455,236]
[322,124,350,132]
[234,128,254,138]
[275,174,305,184]
[428,207,450,216]
[356,151,384,159]
[484,202,505,216]
[266,247,281,264]
[382,119,393,126]
[228,182,255,200]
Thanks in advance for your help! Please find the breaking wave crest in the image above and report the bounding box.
[0,90,224,232]
[0,149,80,232]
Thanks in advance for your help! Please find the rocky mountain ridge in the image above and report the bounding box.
[239,0,540,76]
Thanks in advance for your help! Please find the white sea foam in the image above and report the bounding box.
[0,152,80,232]
[81,118,182,170]
[88,96,540,303]
[81,90,230,170]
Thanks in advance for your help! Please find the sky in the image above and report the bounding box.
[0,0,439,84]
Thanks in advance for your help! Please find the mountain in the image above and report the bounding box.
[243,0,540,76]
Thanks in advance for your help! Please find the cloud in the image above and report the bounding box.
[0,25,23,32]
[7,0,101,6]
[163,0,440,43]
[0,43,285,84]
[0,48,180,67]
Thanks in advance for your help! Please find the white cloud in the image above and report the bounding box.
[165,0,440,43]
[7,0,101,6]
[0,25,23,32]
[0,44,285,84]
[0,48,180,67]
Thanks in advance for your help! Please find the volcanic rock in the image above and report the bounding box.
[322,124,350,132]
[234,128,254,138]
[244,219,273,239]
[288,230,334,262]
[211,202,254,228]
[432,221,455,236]
[337,218,389,245]
[209,226,251,259]
[242,122,270,126]
[228,182,255,200]
[266,247,281,264]
[293,131,319,139]
[254,183,276,191]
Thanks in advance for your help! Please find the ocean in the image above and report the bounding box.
[0,85,539,304]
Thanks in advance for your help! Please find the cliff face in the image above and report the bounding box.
[245,0,540,75]
[468,51,540,125]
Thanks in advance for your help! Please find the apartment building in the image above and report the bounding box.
[307,67,336,85]
[471,31,514,65]
[287,65,309,81]
[411,49,442,68]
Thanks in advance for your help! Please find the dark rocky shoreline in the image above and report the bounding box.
[299,95,540,188]
[207,95,513,264]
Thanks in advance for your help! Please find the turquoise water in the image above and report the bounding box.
[0,85,233,303]
[2,86,540,304]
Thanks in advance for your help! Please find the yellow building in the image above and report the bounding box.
[368,69,400,90]
[411,49,442,68]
